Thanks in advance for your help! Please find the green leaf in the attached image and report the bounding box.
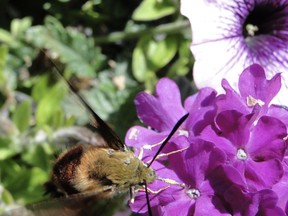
[26,16,106,76]
[4,167,48,204]
[133,0,176,21]
[0,45,8,86]
[82,0,101,18]
[0,137,18,160]
[0,29,15,46]
[168,39,193,76]
[0,148,16,161]
[2,189,14,204]
[0,160,21,178]
[36,82,66,127]
[31,75,50,102]
[12,100,32,132]
[147,35,178,68]
[132,38,153,82]
[50,109,65,129]
[132,35,178,89]
[0,18,31,48]
[22,144,52,170]
[11,17,32,39]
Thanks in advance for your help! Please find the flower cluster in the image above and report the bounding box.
[125,64,288,215]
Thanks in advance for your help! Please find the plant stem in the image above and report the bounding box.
[94,20,190,44]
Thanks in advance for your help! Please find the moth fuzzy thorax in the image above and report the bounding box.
[46,145,157,197]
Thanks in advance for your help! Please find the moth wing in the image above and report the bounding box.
[52,64,126,151]
[52,126,107,149]
[69,86,125,151]
[7,189,121,216]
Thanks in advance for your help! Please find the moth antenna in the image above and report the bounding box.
[144,181,153,216]
[148,113,189,167]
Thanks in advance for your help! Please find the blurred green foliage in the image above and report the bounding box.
[0,0,193,215]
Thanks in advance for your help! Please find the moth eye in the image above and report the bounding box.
[148,172,154,177]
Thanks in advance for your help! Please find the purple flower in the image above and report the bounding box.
[209,165,285,215]
[217,64,281,114]
[201,110,286,190]
[135,78,187,132]
[225,186,285,216]
[125,78,216,160]
[272,157,288,210]
[164,139,228,215]
[130,138,229,215]
[181,0,288,105]
[216,64,288,131]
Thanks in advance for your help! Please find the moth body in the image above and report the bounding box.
[45,145,156,198]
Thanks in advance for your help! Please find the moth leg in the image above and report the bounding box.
[137,141,164,160]
[130,186,136,203]
[146,147,188,163]
[138,147,144,160]
[130,185,170,204]
[137,185,170,195]
[146,186,170,194]
[157,177,185,187]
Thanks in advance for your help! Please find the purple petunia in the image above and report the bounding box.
[126,64,288,215]
[181,0,288,106]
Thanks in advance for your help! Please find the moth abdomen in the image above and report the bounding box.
[50,145,84,196]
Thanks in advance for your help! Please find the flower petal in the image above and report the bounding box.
[181,0,248,44]
[200,126,236,158]
[184,87,217,135]
[239,64,281,105]
[215,110,251,148]
[194,195,230,216]
[191,37,249,93]
[217,79,248,114]
[267,105,288,131]
[135,92,172,131]
[244,159,283,190]
[248,189,285,216]
[272,160,288,209]
[162,198,194,216]
[125,126,166,148]
[248,116,287,161]
[156,78,187,120]
[135,78,186,131]
[170,139,225,186]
